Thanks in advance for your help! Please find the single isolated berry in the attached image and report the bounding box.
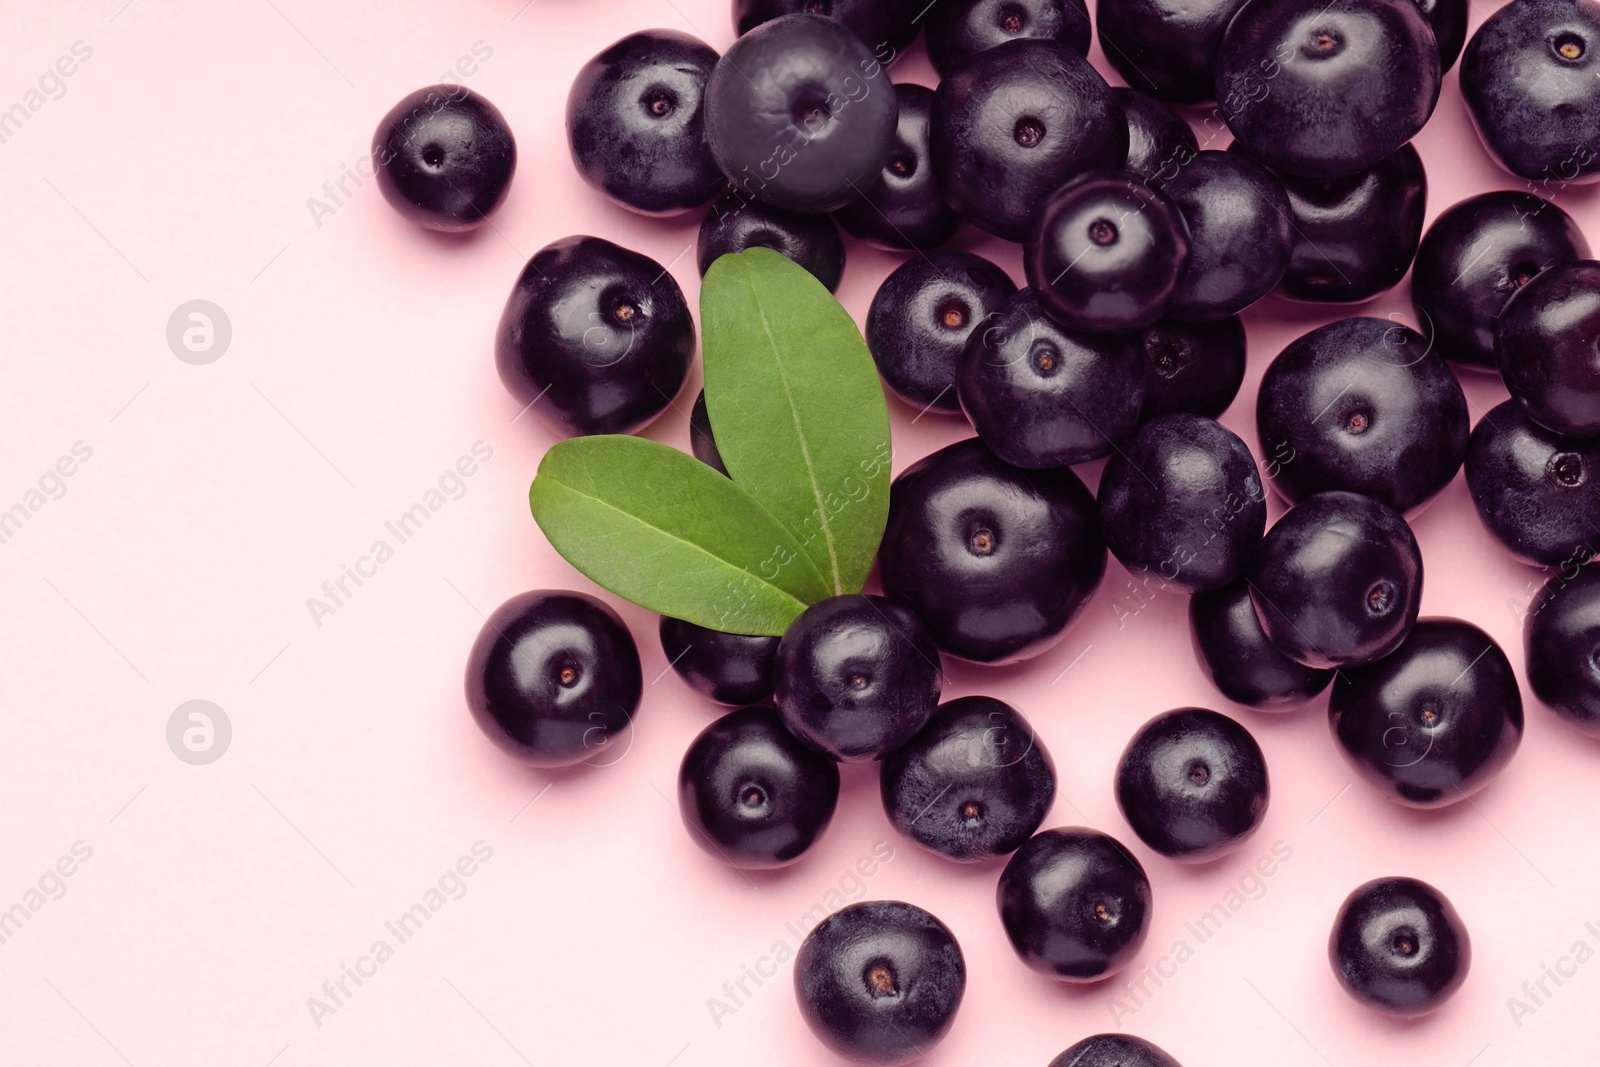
[704,14,899,213]
[464,591,641,768]
[1330,618,1523,808]
[1330,877,1471,1017]
[834,83,961,251]
[1190,579,1336,710]
[998,827,1152,981]
[794,900,967,1066]
[1115,708,1269,862]
[880,696,1057,862]
[496,236,694,437]
[773,594,943,761]
[678,706,840,868]
[878,438,1108,664]
[1216,0,1441,180]
[1097,413,1267,594]
[1495,260,1600,439]
[658,615,779,706]
[1024,169,1191,334]
[927,0,1094,76]
[1465,400,1600,566]
[1411,191,1590,373]
[1248,491,1423,669]
[1255,316,1470,514]
[565,30,724,215]
[930,38,1127,241]
[1137,316,1247,421]
[698,190,846,291]
[958,288,1147,467]
[1461,0,1600,185]
[866,250,1018,414]
[372,85,516,231]
[1049,1033,1185,1067]
[1525,563,1600,737]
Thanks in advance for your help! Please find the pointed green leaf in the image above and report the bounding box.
[701,247,892,596]
[529,435,832,636]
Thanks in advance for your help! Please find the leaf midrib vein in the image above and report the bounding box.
[753,297,844,594]
[546,476,813,612]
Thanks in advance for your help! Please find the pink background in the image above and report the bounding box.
[3,1,1596,1064]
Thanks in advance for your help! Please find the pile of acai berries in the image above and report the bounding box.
[367,0,1600,1061]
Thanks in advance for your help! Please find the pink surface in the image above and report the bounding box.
[2,1,1597,1064]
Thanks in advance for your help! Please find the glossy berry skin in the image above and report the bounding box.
[497,237,694,437]
[1025,170,1191,333]
[1256,317,1470,514]
[794,900,966,1066]
[1098,415,1267,594]
[1097,0,1249,103]
[464,591,642,768]
[1330,618,1523,808]
[867,251,1018,414]
[1248,491,1423,669]
[834,84,961,251]
[1190,579,1336,710]
[734,0,922,55]
[565,31,723,216]
[689,389,727,475]
[1420,0,1469,72]
[1159,151,1292,322]
[1115,708,1269,861]
[931,39,1127,241]
[1114,89,1199,183]
[698,191,846,291]
[773,595,943,762]
[877,438,1107,664]
[1270,144,1427,303]
[1465,400,1600,566]
[1217,0,1441,181]
[1526,564,1600,736]
[881,696,1057,862]
[705,14,898,213]
[659,616,779,706]
[1462,0,1600,185]
[958,288,1147,467]
[372,85,516,231]
[1411,192,1590,372]
[926,0,1093,76]
[1330,877,1471,1017]
[1496,260,1600,438]
[1049,1034,1183,1067]
[1138,316,1247,420]
[997,828,1152,982]
[678,706,839,868]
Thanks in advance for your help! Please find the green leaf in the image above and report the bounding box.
[529,435,833,636]
[701,247,892,596]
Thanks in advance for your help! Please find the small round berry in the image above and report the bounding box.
[774,595,943,761]
[678,706,839,868]
[794,900,967,1066]
[372,85,516,231]
[1330,877,1471,1017]
[464,591,641,768]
